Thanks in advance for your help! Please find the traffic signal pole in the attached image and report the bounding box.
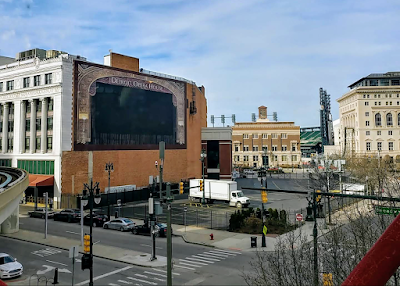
[166,183,172,286]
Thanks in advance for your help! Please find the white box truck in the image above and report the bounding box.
[189,179,250,208]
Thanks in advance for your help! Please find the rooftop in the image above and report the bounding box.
[348,71,400,89]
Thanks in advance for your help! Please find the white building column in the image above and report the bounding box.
[29,99,36,153]
[2,103,9,153]
[19,100,26,153]
[40,98,48,153]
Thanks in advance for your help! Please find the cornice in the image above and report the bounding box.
[338,86,400,103]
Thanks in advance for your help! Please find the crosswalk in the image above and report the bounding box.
[105,249,240,286]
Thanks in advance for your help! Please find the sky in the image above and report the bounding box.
[1,0,400,127]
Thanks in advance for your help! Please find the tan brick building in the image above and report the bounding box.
[232,106,301,168]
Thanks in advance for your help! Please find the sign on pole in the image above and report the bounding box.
[263,225,268,236]
[69,246,79,258]
[296,213,304,222]
[117,199,122,207]
[184,207,187,212]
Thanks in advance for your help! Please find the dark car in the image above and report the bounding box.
[28,208,54,219]
[132,222,171,237]
[82,213,108,227]
[53,209,80,223]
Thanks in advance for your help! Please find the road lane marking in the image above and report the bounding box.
[93,241,101,245]
[109,284,120,286]
[151,268,180,275]
[179,259,207,266]
[185,257,214,263]
[192,255,220,262]
[127,277,157,285]
[144,271,166,278]
[153,278,166,282]
[76,266,133,286]
[174,264,196,270]
[66,231,80,235]
[272,181,281,189]
[197,253,228,259]
[209,250,236,256]
[32,248,62,257]
[204,252,231,258]
[45,260,68,266]
[135,274,148,278]
[118,280,132,284]
[213,249,242,255]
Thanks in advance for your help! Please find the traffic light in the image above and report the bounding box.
[316,190,321,202]
[81,253,92,270]
[261,190,268,203]
[322,273,333,286]
[199,180,204,192]
[83,234,91,254]
[179,182,184,194]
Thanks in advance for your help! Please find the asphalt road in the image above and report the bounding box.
[1,236,251,286]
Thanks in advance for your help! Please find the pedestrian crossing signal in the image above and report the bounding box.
[200,180,204,192]
[261,190,268,203]
[83,234,91,253]
[180,182,184,194]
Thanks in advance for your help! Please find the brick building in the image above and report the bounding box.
[232,106,301,168]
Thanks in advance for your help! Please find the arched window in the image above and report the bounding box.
[387,113,393,126]
[398,113,400,126]
[375,113,382,126]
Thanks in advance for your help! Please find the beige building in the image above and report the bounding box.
[337,72,400,160]
[232,106,301,168]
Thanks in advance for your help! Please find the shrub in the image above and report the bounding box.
[241,217,263,234]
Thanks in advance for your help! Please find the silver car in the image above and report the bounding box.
[0,253,23,279]
[103,218,135,232]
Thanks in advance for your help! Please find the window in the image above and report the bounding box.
[281,133,287,139]
[387,113,393,126]
[379,102,381,105]
[365,112,369,117]
[262,133,268,139]
[6,80,14,91]
[262,145,268,152]
[253,155,258,161]
[17,160,55,175]
[26,119,30,131]
[272,145,277,151]
[36,137,41,150]
[398,113,400,126]
[243,145,249,151]
[23,77,30,88]
[45,73,52,85]
[389,130,393,136]
[36,118,41,131]
[291,155,297,161]
[282,145,287,151]
[234,144,239,152]
[291,143,297,151]
[274,155,278,161]
[47,117,53,130]
[366,142,371,151]
[7,138,13,151]
[47,137,52,150]
[48,98,53,111]
[234,155,240,162]
[8,120,13,132]
[252,133,258,139]
[363,95,366,98]
[252,146,259,152]
[282,155,287,161]
[378,94,381,98]
[25,137,30,151]
[366,131,370,135]
[365,102,369,106]
[26,103,31,113]
[392,80,400,85]
[374,94,377,98]
[377,142,382,151]
[389,142,394,151]
[375,102,377,106]
[377,131,381,135]
[367,94,370,98]
[271,133,277,139]
[243,134,249,139]
[34,75,40,86]
[243,155,249,162]
[37,101,42,112]
[375,113,381,126]
[0,82,3,92]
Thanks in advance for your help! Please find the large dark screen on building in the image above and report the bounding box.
[91,82,177,145]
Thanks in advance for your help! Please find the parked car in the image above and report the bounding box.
[103,218,135,232]
[28,208,54,219]
[132,222,171,237]
[0,253,23,279]
[82,213,108,227]
[53,209,81,223]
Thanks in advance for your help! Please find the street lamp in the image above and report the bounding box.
[105,162,114,220]
[200,149,207,204]
[82,179,101,286]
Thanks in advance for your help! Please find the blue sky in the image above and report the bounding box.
[1,0,400,127]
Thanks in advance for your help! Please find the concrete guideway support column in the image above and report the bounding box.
[0,197,20,234]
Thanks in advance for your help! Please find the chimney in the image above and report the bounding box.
[258,106,267,119]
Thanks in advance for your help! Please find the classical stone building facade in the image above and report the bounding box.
[232,106,301,168]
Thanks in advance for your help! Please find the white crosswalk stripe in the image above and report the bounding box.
[209,250,236,256]
[151,268,180,276]
[192,255,220,262]
[135,274,148,279]
[178,262,202,268]
[117,280,132,284]
[174,264,196,270]
[109,284,120,286]
[144,271,167,278]
[153,278,166,282]
[201,252,230,258]
[196,253,227,259]
[179,259,208,266]
[185,257,214,263]
[213,249,242,255]
[127,276,157,285]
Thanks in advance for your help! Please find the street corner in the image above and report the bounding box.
[119,253,167,267]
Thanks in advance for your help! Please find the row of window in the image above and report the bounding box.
[235,143,297,152]
[24,136,53,151]
[366,141,395,151]
[24,98,54,113]
[234,155,298,162]
[365,113,400,127]
[0,73,53,92]
[365,130,395,136]
[242,133,288,139]
[363,94,400,99]
[17,160,55,175]
[365,101,400,106]
[24,118,53,131]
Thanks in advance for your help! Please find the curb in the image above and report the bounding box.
[174,233,215,248]
[0,235,166,268]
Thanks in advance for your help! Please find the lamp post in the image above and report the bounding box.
[200,149,207,204]
[81,180,101,286]
[105,162,114,220]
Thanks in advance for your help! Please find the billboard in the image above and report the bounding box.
[73,62,186,150]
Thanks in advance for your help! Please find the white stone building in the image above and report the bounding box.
[337,72,400,160]
[0,49,85,206]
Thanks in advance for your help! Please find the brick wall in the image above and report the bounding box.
[110,53,139,72]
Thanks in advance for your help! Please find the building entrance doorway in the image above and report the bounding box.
[262,155,269,167]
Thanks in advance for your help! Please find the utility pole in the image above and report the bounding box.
[105,162,114,221]
[166,183,173,286]
[159,142,165,200]
[149,178,157,261]
[200,149,207,204]
[44,192,48,239]
[312,188,318,286]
